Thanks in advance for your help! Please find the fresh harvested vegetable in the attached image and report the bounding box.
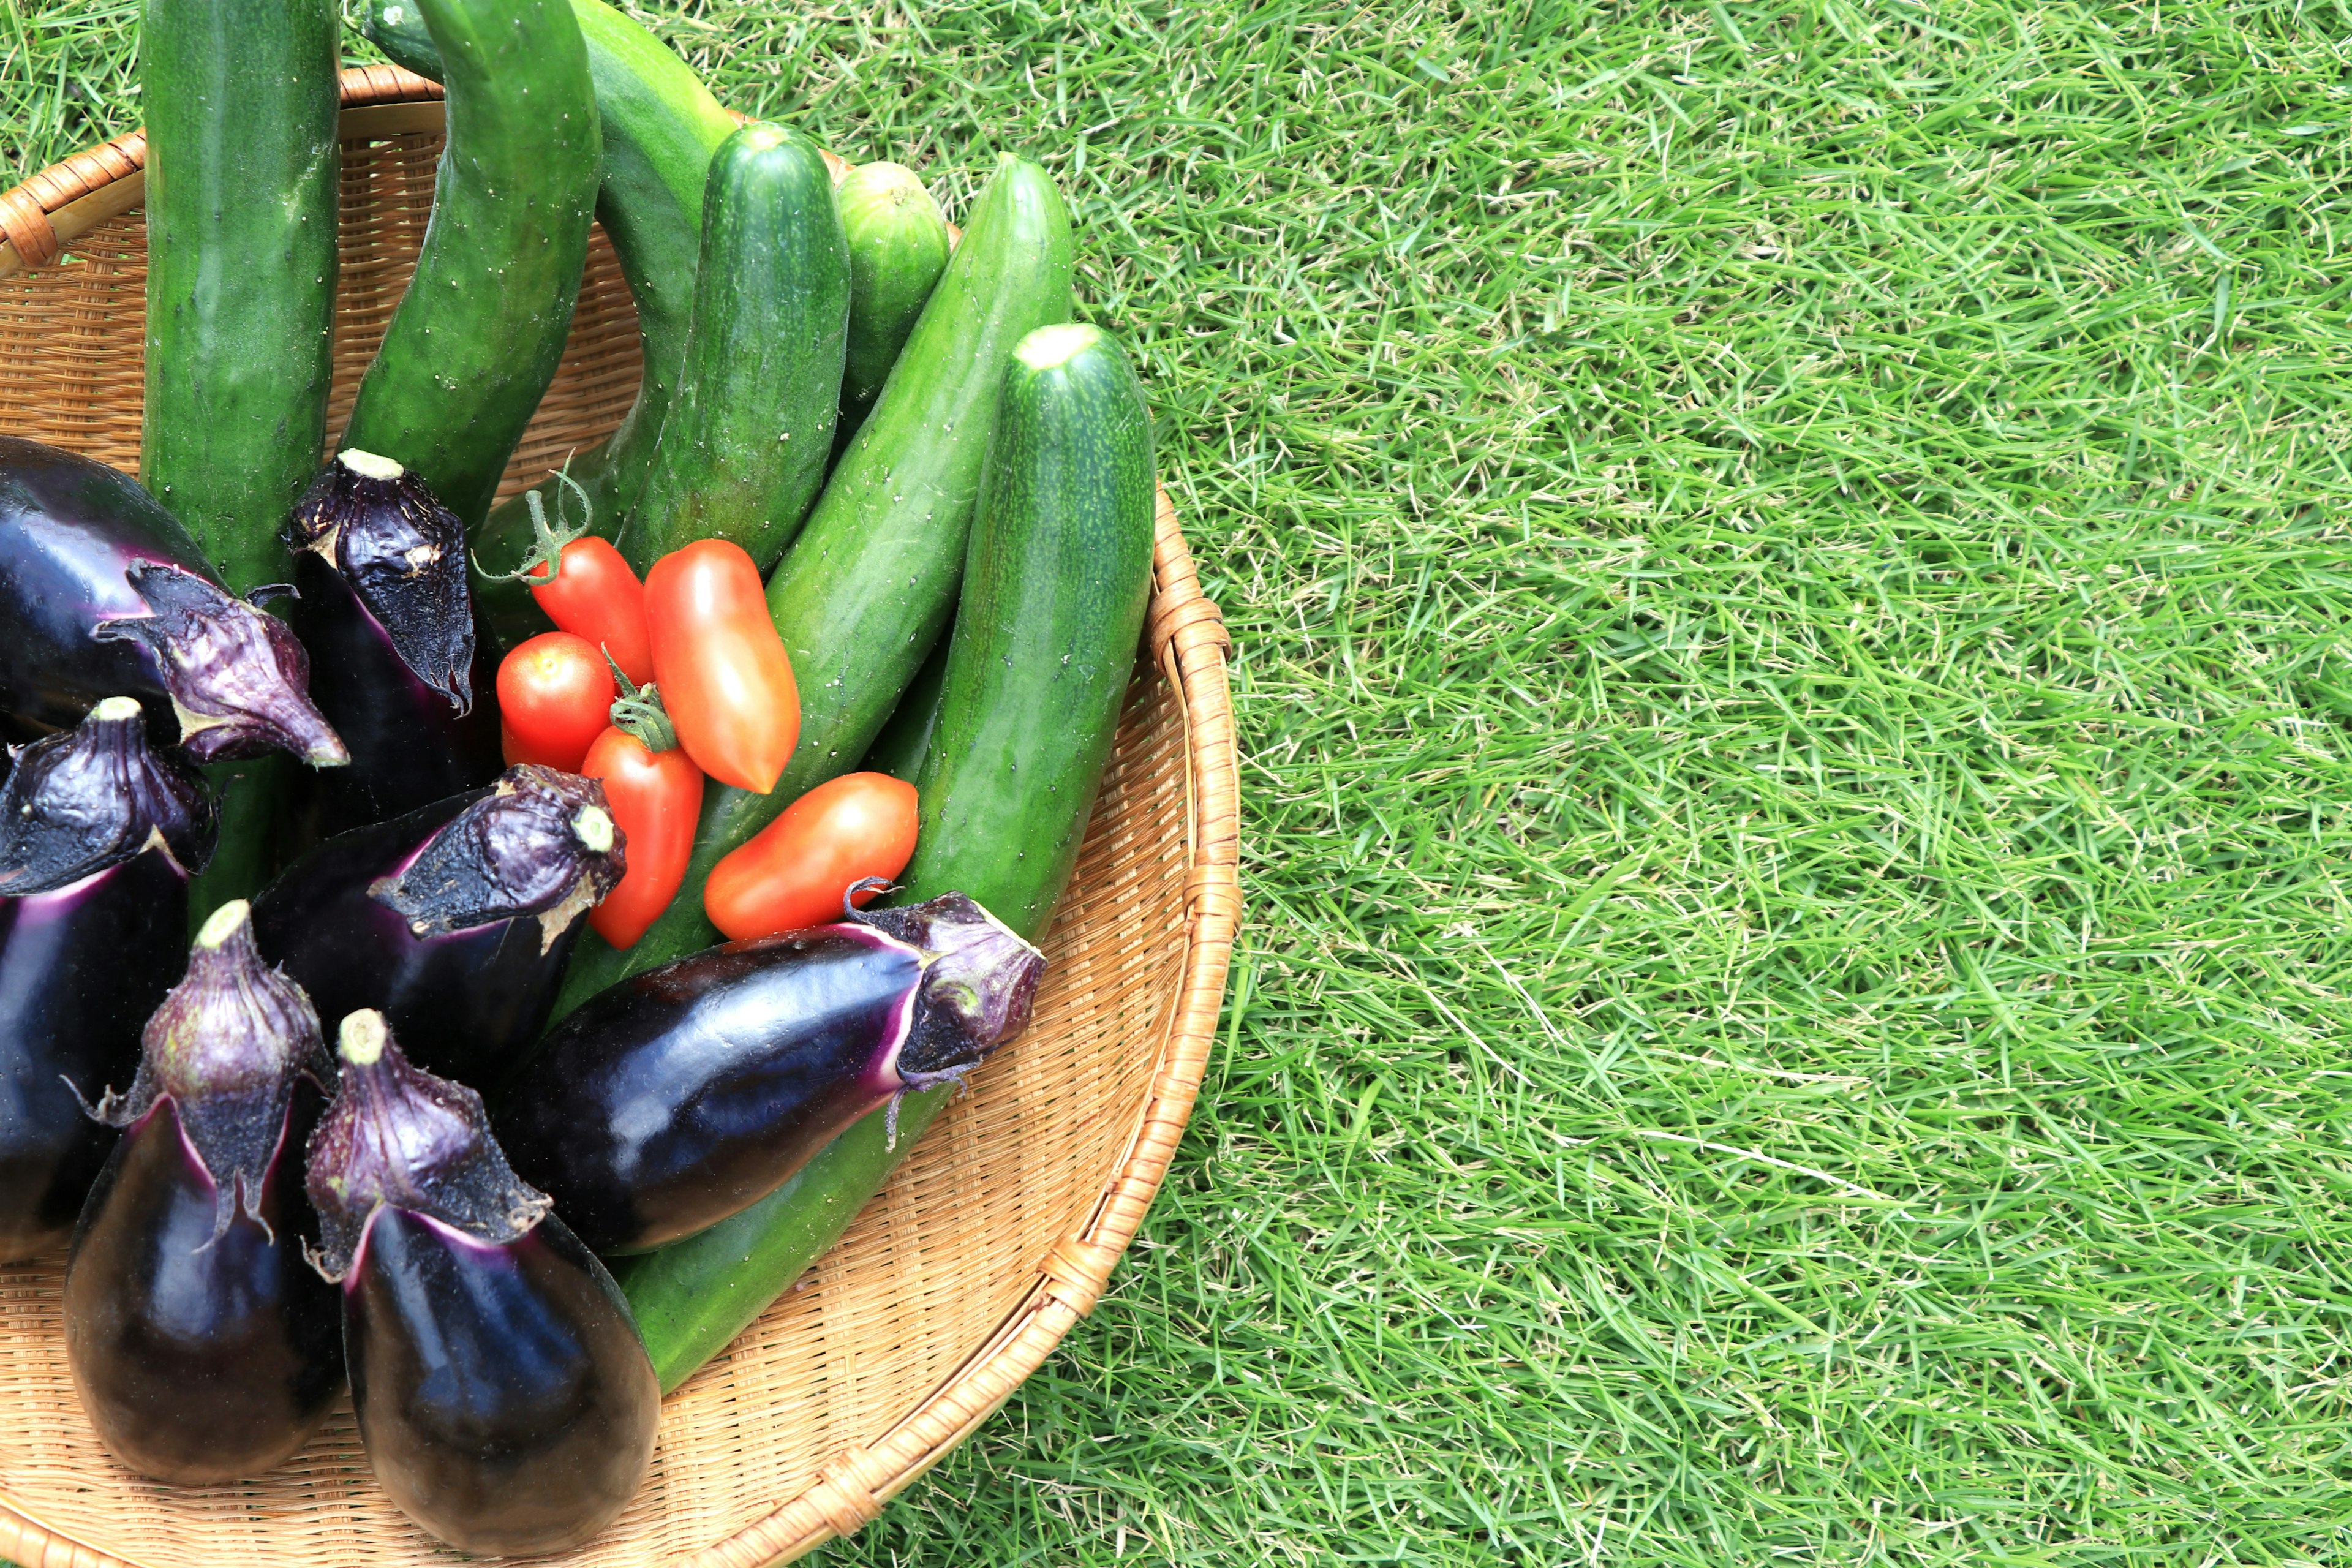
[65,902,341,1483]
[339,0,599,527]
[365,0,740,647]
[704,772,918,941]
[0,435,345,766]
[0,699,215,1260]
[499,891,1039,1254]
[139,0,338,595]
[643,539,800,793]
[835,161,951,448]
[285,451,500,839]
[615,318,1149,1387]
[581,676,700,950]
[859,629,952,783]
[496,488,655,684]
[902,322,1158,933]
[253,768,624,1093]
[307,1011,657,1557]
[624,123,849,573]
[554,154,1072,1013]
[497,632,616,772]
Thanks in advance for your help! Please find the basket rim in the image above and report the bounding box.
[0,69,1241,1568]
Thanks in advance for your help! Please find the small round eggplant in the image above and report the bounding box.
[307,1011,658,1558]
[252,766,624,1090]
[284,450,502,840]
[0,698,215,1260]
[64,901,343,1483]
[0,434,346,764]
[496,889,1043,1254]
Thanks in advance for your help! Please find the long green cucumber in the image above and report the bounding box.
[834,162,951,449]
[612,301,1156,1408]
[340,0,599,527]
[145,0,339,919]
[901,323,1158,930]
[142,0,338,594]
[620,123,848,573]
[551,154,1072,1020]
[858,628,952,783]
[365,0,739,644]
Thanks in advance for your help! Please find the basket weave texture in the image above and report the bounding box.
[0,67,1238,1567]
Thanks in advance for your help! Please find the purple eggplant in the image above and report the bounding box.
[252,765,624,1091]
[64,900,343,1482]
[0,698,215,1259]
[284,450,502,839]
[0,434,345,764]
[307,1011,658,1557]
[496,889,1042,1255]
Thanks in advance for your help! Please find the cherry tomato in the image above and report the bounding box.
[705,772,919,940]
[526,535,654,686]
[643,540,799,793]
[579,725,704,948]
[496,632,615,772]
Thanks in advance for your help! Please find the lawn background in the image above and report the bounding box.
[14,1,2352,1562]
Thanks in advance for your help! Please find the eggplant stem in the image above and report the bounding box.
[842,876,899,922]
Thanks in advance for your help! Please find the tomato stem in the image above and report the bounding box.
[478,466,594,586]
[605,650,680,753]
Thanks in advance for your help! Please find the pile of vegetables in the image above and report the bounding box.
[0,0,1161,1551]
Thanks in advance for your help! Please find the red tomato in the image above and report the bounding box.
[705,772,918,940]
[526,536,654,686]
[496,632,615,773]
[579,725,704,948]
[643,540,800,793]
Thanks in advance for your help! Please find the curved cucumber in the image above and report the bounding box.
[835,162,951,448]
[552,154,1072,1020]
[621,124,848,573]
[142,0,339,595]
[341,0,600,527]
[902,323,1157,932]
[368,0,740,644]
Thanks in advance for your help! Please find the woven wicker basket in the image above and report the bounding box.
[0,66,1237,1567]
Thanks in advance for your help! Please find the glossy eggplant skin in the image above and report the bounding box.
[502,928,920,1254]
[345,1205,658,1557]
[0,435,344,765]
[65,1088,341,1482]
[0,853,189,1260]
[0,434,214,736]
[286,560,500,842]
[252,794,565,1090]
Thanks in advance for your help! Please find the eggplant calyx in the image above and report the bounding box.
[864,892,1046,1080]
[478,470,594,586]
[92,562,349,767]
[0,696,218,892]
[366,765,627,948]
[92,899,330,1245]
[289,451,482,715]
[304,1010,552,1282]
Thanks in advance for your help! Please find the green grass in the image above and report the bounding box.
[17,0,2352,1561]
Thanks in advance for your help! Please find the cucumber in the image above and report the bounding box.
[142,0,339,595]
[552,153,1073,1019]
[612,323,1153,1396]
[340,0,600,527]
[620,123,849,573]
[365,0,740,644]
[144,0,340,918]
[900,323,1158,931]
[835,162,951,449]
[858,628,952,784]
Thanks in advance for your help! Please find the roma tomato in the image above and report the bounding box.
[705,771,919,941]
[579,724,703,949]
[643,539,800,793]
[527,536,654,685]
[496,631,614,772]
